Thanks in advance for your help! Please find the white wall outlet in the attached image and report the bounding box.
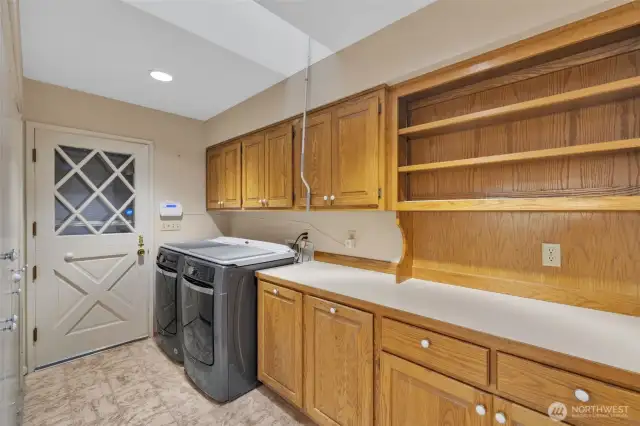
[542,243,561,267]
[161,221,181,231]
[344,230,357,249]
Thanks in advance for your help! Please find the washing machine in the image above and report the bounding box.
[180,237,295,402]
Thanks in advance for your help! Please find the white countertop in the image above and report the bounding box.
[259,261,640,374]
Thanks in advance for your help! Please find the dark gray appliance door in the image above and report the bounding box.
[182,276,214,366]
[155,266,178,335]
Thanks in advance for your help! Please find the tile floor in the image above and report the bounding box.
[23,338,313,426]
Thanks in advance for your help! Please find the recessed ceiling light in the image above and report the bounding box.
[150,70,173,82]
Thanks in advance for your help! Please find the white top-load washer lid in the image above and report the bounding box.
[185,237,295,266]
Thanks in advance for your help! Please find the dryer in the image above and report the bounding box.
[180,237,295,402]
[154,240,224,362]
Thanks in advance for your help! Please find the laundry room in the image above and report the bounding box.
[2,0,640,425]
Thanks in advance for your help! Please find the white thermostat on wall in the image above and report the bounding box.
[159,201,183,219]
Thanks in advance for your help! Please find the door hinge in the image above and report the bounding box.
[32,265,38,281]
[378,188,382,199]
[378,103,382,115]
[32,148,37,163]
[32,328,38,343]
[32,221,37,237]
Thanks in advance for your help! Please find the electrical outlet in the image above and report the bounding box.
[542,243,561,267]
[344,230,357,249]
[161,221,181,231]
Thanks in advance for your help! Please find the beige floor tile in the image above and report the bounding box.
[24,339,310,426]
[23,400,73,426]
[105,360,145,392]
[135,410,177,426]
[155,383,201,409]
[25,368,66,393]
[24,380,68,406]
[113,381,162,410]
[66,369,107,394]
[169,396,217,425]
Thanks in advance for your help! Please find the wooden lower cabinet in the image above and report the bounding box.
[304,296,374,426]
[380,352,493,426]
[493,396,568,425]
[257,281,303,408]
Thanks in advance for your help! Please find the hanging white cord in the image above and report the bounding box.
[300,36,312,212]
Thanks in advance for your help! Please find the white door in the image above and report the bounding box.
[33,127,151,368]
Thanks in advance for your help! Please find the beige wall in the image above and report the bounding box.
[205,0,626,261]
[228,211,402,262]
[23,79,229,247]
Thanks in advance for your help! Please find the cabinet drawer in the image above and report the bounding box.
[497,353,640,425]
[381,318,489,387]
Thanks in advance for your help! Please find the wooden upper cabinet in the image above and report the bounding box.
[257,281,303,408]
[331,94,380,207]
[493,397,568,426]
[380,352,493,426]
[222,141,242,208]
[242,133,265,208]
[304,296,374,426]
[294,111,333,207]
[265,123,293,208]
[206,148,223,210]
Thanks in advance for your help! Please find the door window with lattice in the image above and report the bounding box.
[54,145,136,235]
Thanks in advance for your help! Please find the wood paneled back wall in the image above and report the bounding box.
[394,25,640,316]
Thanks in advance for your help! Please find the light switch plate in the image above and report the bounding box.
[542,243,561,267]
[161,221,181,231]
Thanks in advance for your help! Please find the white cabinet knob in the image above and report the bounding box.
[330,195,335,201]
[11,272,22,283]
[323,195,328,201]
[272,289,278,295]
[575,389,590,403]
[64,252,74,261]
[495,412,507,424]
[329,307,337,314]
[420,339,430,349]
[475,405,486,416]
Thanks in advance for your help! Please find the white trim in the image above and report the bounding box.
[25,121,155,373]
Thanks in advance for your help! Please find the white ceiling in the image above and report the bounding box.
[20,0,437,120]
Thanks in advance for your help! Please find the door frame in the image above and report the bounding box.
[25,122,155,372]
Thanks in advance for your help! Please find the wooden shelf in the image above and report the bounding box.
[398,76,640,138]
[398,139,640,173]
[396,197,640,212]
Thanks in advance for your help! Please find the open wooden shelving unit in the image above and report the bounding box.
[393,64,640,212]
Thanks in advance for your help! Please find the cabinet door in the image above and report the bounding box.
[304,296,373,426]
[493,397,568,425]
[242,133,265,208]
[222,141,242,208]
[380,352,493,426]
[294,111,332,207]
[331,95,379,207]
[265,123,293,208]
[206,148,223,210]
[257,281,303,408]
